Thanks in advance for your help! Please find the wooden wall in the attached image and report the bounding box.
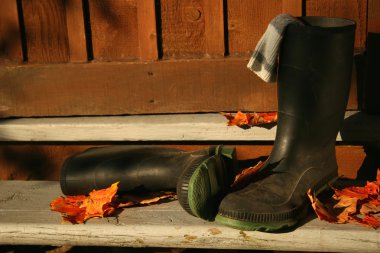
[0,0,376,117]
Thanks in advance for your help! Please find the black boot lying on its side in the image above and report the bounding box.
[60,145,237,221]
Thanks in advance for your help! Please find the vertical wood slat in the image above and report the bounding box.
[368,0,380,33]
[160,0,224,59]
[65,0,87,62]
[282,0,303,16]
[227,0,283,56]
[88,0,139,61]
[305,0,368,49]
[0,0,23,63]
[203,0,225,56]
[21,0,70,63]
[137,0,158,61]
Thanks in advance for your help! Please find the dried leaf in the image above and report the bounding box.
[220,111,250,127]
[220,111,277,129]
[333,186,369,200]
[50,182,119,224]
[308,169,380,228]
[333,196,357,223]
[360,201,380,215]
[139,192,177,205]
[354,214,380,227]
[81,182,119,220]
[117,191,177,207]
[307,189,338,223]
[231,161,265,191]
[248,112,278,126]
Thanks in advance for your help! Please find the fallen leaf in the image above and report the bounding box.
[220,111,250,127]
[360,201,380,215]
[333,195,358,223]
[354,214,380,227]
[248,112,278,126]
[333,186,369,200]
[307,189,338,223]
[308,169,380,228]
[117,191,177,207]
[231,160,265,191]
[51,184,177,224]
[220,111,277,129]
[81,182,119,220]
[51,182,119,224]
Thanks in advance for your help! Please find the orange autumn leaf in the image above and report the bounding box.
[220,111,250,127]
[360,201,380,215]
[333,195,358,223]
[307,189,338,223]
[220,111,277,128]
[248,112,278,126]
[50,182,119,224]
[51,183,177,224]
[333,186,369,199]
[50,196,87,224]
[308,169,380,228]
[117,191,177,208]
[231,160,265,191]
[81,182,119,220]
[354,214,380,227]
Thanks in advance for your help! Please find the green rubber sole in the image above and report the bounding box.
[215,205,308,232]
[178,146,236,221]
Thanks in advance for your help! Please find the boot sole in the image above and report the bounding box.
[215,204,308,232]
[215,172,338,231]
[177,147,236,221]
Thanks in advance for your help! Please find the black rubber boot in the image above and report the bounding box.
[216,17,356,231]
[60,145,236,220]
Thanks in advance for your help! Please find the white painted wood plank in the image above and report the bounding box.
[0,181,379,251]
[0,111,379,142]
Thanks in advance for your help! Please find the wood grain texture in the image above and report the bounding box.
[65,0,87,62]
[0,144,373,182]
[305,0,368,49]
[0,0,23,63]
[21,0,70,63]
[137,0,158,61]
[88,0,139,61]
[368,0,380,33]
[1,180,379,251]
[203,0,225,56]
[0,112,378,143]
[0,59,278,117]
[160,0,224,58]
[227,0,282,56]
[282,0,303,16]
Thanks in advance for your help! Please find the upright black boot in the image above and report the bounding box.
[60,145,236,220]
[216,17,356,231]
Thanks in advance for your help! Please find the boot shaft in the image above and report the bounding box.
[271,17,356,163]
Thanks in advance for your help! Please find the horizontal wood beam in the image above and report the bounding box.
[0,58,358,118]
[0,180,379,250]
[0,111,378,142]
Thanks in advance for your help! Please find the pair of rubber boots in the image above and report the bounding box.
[60,17,356,231]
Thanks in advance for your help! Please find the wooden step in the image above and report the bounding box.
[0,180,379,252]
[0,111,379,142]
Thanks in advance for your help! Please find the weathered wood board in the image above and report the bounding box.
[305,0,368,49]
[0,111,377,142]
[0,181,379,251]
[0,58,361,117]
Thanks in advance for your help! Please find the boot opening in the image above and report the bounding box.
[300,16,355,29]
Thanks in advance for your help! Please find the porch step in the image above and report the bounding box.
[0,180,379,252]
[0,111,379,142]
